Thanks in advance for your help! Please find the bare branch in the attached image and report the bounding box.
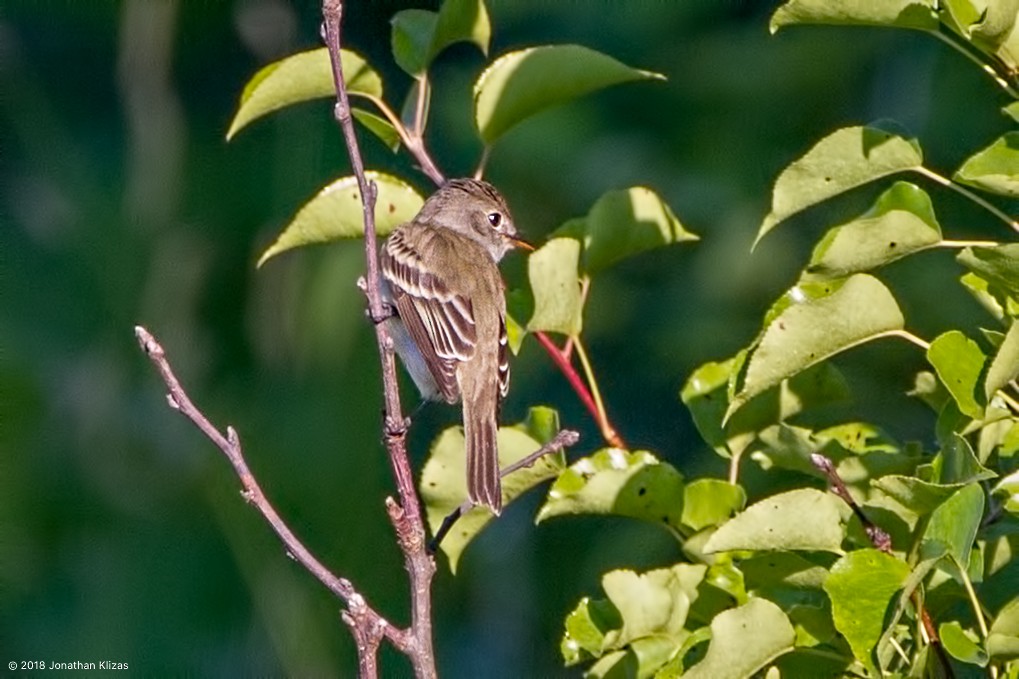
[321,1,437,676]
[134,326,408,649]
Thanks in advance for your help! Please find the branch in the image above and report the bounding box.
[134,326,412,672]
[321,2,437,677]
[534,331,625,448]
[811,453,953,677]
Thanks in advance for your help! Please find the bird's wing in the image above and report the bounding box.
[381,228,477,403]
[497,315,510,400]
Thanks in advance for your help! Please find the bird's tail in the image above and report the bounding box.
[463,382,502,515]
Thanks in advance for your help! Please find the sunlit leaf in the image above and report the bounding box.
[770,0,937,33]
[561,597,623,664]
[704,488,847,554]
[474,44,664,145]
[682,599,795,679]
[537,449,685,530]
[227,48,382,140]
[602,565,699,646]
[823,549,910,672]
[728,274,904,418]
[681,480,746,531]
[958,244,1019,297]
[257,173,423,267]
[940,621,989,666]
[986,320,1019,401]
[1004,101,1019,124]
[921,483,984,566]
[803,181,941,279]
[954,132,1019,197]
[756,122,923,245]
[422,408,566,572]
[526,238,583,336]
[927,330,986,419]
[993,467,1019,515]
[959,271,1019,322]
[556,187,698,275]
[988,597,1019,660]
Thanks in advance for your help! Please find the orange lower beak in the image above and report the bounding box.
[509,236,535,251]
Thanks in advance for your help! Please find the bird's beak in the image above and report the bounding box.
[508,235,535,251]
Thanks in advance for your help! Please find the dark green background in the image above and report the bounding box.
[3,0,1006,675]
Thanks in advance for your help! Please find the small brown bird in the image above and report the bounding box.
[380,178,531,514]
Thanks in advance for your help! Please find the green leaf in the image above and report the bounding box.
[526,238,583,336]
[803,181,942,279]
[823,549,911,672]
[1004,101,1019,124]
[391,0,490,77]
[422,409,567,573]
[955,132,1019,197]
[473,44,664,145]
[601,566,698,646]
[940,621,989,666]
[988,596,1019,660]
[351,108,400,151]
[431,0,491,61]
[756,122,924,245]
[872,474,966,515]
[561,597,623,664]
[555,187,698,276]
[959,271,1019,322]
[704,488,846,554]
[681,480,746,531]
[770,0,937,33]
[927,330,987,419]
[740,552,831,592]
[938,433,996,484]
[681,599,795,679]
[257,173,424,267]
[993,467,1019,515]
[958,244,1019,297]
[986,320,1019,401]
[728,274,904,418]
[226,48,382,140]
[922,483,984,566]
[537,449,685,530]
[391,10,437,76]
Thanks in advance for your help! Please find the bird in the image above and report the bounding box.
[379,178,531,514]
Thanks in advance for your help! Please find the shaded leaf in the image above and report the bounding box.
[959,271,1019,323]
[939,432,996,485]
[351,108,401,151]
[537,449,685,530]
[728,274,904,418]
[526,238,583,336]
[422,408,567,572]
[227,48,382,140]
[681,480,746,531]
[756,122,923,245]
[474,45,663,145]
[704,488,846,554]
[823,549,911,672]
[803,181,942,279]
[770,0,937,33]
[1004,101,1019,124]
[921,483,984,566]
[682,599,795,679]
[993,467,1019,515]
[391,10,437,76]
[431,0,491,61]
[390,0,489,77]
[257,173,423,267]
[986,320,1019,401]
[927,330,987,419]
[872,474,966,515]
[954,132,1019,197]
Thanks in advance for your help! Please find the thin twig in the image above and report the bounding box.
[134,326,411,665]
[534,331,625,448]
[428,429,581,552]
[321,2,437,677]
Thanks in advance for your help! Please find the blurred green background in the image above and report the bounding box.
[3,0,1010,675]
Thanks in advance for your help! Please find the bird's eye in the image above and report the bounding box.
[487,212,502,228]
